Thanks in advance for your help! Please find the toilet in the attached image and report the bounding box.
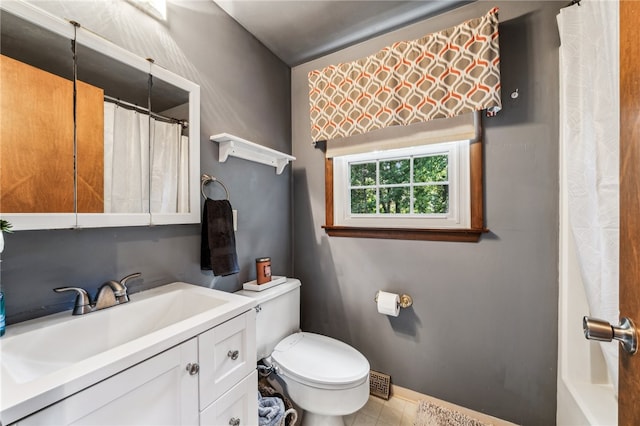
[236,278,370,426]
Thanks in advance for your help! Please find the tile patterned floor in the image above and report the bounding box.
[345,394,418,426]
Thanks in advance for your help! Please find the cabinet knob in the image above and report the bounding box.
[227,350,240,361]
[229,417,240,426]
[186,362,199,375]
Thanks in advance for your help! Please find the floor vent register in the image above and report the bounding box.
[369,370,391,400]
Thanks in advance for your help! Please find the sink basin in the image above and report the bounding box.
[3,286,227,383]
[0,282,255,424]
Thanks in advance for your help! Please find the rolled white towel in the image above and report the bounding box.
[258,392,285,426]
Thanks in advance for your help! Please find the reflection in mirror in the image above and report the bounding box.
[0,1,200,230]
[76,39,151,215]
[149,69,190,214]
[0,10,75,214]
[75,43,192,216]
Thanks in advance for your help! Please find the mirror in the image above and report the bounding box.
[0,8,76,226]
[0,2,200,230]
[75,32,152,226]
[148,66,191,219]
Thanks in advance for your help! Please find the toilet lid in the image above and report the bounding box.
[271,332,369,389]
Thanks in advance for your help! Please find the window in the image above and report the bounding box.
[334,141,469,229]
[323,138,485,242]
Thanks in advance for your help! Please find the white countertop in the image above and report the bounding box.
[0,282,255,424]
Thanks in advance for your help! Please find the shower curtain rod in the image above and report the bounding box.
[103,95,187,127]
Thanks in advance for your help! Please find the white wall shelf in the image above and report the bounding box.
[210,133,295,175]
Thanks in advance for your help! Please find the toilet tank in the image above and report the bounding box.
[235,278,301,360]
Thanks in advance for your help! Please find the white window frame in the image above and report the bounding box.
[332,140,470,229]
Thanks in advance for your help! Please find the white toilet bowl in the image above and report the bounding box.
[270,332,370,426]
[236,279,370,426]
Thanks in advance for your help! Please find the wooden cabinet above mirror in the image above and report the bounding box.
[0,1,200,230]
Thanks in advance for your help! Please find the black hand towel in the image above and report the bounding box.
[200,199,239,275]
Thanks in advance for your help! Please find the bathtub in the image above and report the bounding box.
[557,148,617,425]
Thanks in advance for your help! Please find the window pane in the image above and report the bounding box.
[379,187,410,214]
[380,159,410,185]
[414,185,449,214]
[351,188,377,214]
[414,155,448,183]
[350,162,376,186]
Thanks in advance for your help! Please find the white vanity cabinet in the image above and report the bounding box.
[11,310,257,426]
[198,308,258,425]
[14,339,200,426]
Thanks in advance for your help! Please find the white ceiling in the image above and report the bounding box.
[213,1,471,66]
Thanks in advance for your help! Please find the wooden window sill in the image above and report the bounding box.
[322,225,488,242]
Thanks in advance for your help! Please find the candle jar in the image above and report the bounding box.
[256,257,272,285]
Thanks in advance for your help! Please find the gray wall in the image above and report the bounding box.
[292,1,561,424]
[1,0,292,324]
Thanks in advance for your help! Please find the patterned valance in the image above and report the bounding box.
[308,8,501,143]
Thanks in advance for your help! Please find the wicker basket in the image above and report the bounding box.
[258,377,298,426]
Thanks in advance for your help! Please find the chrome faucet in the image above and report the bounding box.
[54,272,142,315]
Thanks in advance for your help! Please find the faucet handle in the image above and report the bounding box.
[119,272,141,288]
[54,287,92,315]
[108,272,142,303]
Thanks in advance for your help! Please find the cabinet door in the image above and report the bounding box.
[0,55,104,216]
[0,54,75,214]
[198,310,257,409]
[200,370,258,426]
[16,339,199,425]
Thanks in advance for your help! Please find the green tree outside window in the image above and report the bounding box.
[349,153,449,215]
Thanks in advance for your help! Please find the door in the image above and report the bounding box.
[0,54,75,213]
[619,1,640,423]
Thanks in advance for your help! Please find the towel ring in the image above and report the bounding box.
[201,174,230,200]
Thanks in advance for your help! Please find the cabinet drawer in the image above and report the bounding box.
[198,309,256,409]
[200,370,258,426]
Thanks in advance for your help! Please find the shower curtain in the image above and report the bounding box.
[558,0,619,389]
[104,102,189,214]
[150,119,189,213]
[104,102,150,213]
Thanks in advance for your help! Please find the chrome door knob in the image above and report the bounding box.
[583,316,638,355]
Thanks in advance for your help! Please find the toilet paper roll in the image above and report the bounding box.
[377,291,400,317]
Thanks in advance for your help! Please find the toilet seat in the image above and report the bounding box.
[271,332,369,390]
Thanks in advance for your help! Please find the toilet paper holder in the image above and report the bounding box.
[374,291,413,309]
